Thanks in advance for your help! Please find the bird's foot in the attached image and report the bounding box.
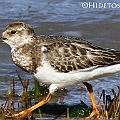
[4,109,32,119]
[14,109,32,119]
[85,104,101,120]
[5,93,51,119]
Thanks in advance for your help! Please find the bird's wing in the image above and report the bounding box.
[41,35,120,73]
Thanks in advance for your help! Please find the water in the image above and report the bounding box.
[0,0,120,105]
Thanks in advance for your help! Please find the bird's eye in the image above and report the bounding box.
[11,30,16,34]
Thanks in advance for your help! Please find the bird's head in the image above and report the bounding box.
[1,21,36,48]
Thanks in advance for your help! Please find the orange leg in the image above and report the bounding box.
[83,82,101,119]
[9,93,51,119]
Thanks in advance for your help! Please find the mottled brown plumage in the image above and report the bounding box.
[9,34,120,74]
[40,35,120,73]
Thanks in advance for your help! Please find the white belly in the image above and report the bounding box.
[34,63,120,89]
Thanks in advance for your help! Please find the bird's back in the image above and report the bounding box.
[37,35,120,73]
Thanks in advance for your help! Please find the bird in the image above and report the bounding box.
[0,21,120,119]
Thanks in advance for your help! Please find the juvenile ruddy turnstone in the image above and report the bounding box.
[1,21,120,119]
